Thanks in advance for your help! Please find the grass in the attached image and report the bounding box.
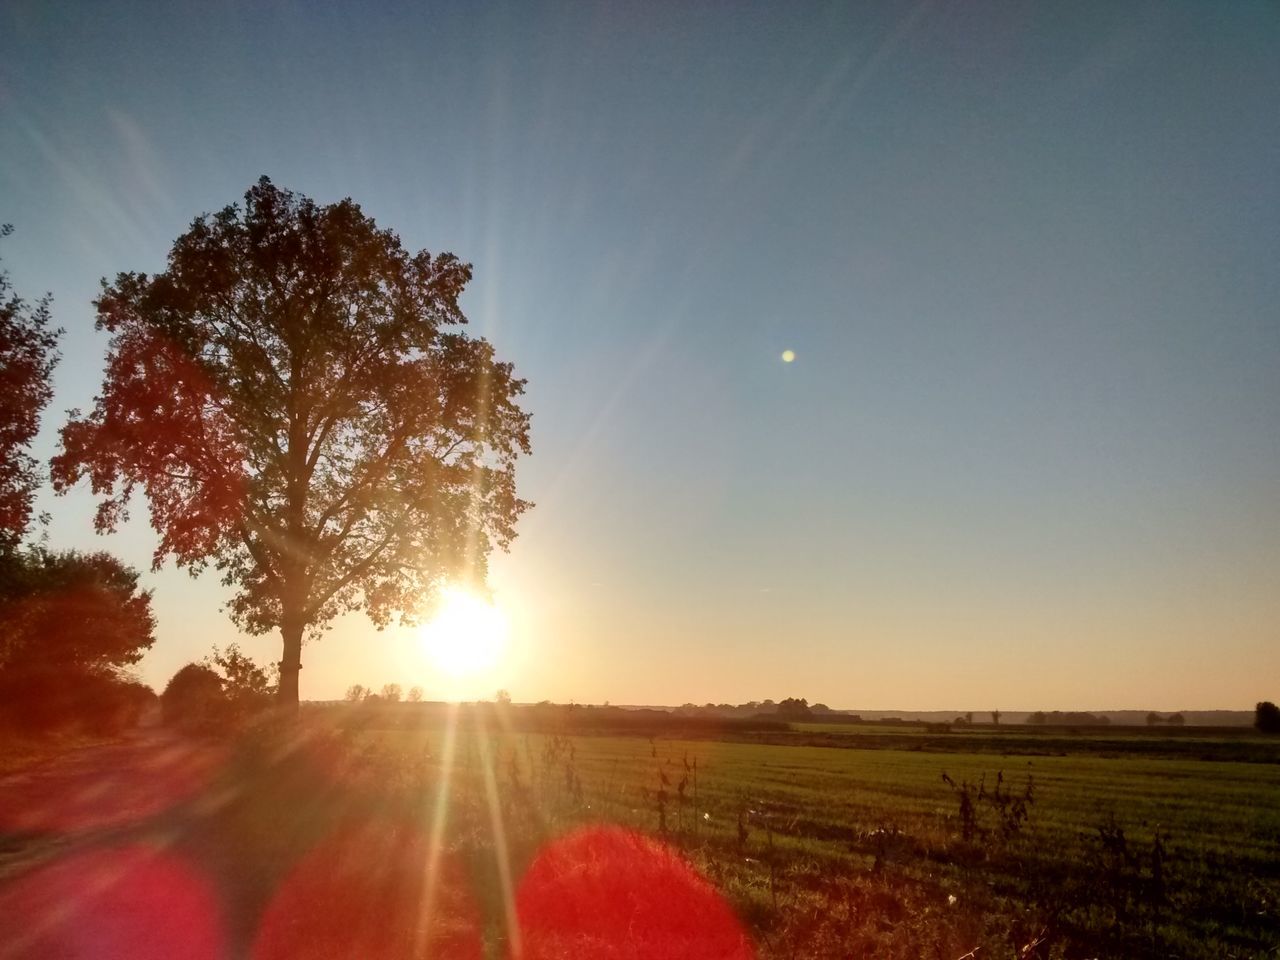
[346,714,1280,958]
[2,711,1277,958]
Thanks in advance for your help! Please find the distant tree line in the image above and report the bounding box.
[1026,711,1111,727]
[345,683,424,704]
[341,685,513,706]
[674,698,835,720]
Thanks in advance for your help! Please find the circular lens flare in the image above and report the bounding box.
[516,825,754,959]
[420,586,508,680]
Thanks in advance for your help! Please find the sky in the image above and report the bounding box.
[2,1,1277,710]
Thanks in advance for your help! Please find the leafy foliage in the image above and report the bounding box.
[0,225,62,547]
[0,546,155,677]
[0,545,154,732]
[207,643,277,719]
[52,179,532,704]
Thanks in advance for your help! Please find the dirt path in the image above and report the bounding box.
[0,732,229,879]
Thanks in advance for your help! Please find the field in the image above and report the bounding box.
[353,715,1280,958]
[1,711,1278,958]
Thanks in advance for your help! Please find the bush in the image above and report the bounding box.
[1256,701,1280,734]
[0,665,156,734]
[207,643,276,722]
[161,663,227,732]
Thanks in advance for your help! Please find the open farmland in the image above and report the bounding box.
[349,711,1280,959]
[2,714,1277,959]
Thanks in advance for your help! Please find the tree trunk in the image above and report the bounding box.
[277,616,303,715]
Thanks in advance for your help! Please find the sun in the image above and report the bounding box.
[419,586,509,681]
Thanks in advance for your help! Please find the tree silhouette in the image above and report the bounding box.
[777,697,811,719]
[0,545,156,729]
[162,662,226,728]
[53,179,532,710]
[0,546,155,677]
[1256,701,1280,735]
[0,225,61,547]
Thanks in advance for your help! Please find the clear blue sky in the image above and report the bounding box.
[2,1,1277,709]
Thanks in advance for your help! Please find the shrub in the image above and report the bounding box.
[0,665,155,734]
[161,663,227,731]
[1256,701,1280,734]
[207,643,276,721]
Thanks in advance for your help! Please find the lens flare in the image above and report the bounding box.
[515,825,754,959]
[0,845,224,960]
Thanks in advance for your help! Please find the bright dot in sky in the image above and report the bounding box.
[780,349,796,363]
[419,586,508,680]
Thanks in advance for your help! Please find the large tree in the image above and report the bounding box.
[0,225,62,548]
[52,178,532,708]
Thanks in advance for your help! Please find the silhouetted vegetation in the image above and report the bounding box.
[207,643,277,722]
[51,178,532,711]
[775,697,812,719]
[0,545,156,731]
[0,225,61,548]
[1257,700,1280,734]
[0,665,155,735]
[1026,710,1110,726]
[160,663,227,731]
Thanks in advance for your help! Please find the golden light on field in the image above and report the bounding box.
[420,586,509,681]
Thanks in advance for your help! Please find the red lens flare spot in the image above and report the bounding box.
[253,819,483,960]
[0,734,227,835]
[0,844,224,959]
[515,825,754,960]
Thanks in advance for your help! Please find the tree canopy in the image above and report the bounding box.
[0,545,156,678]
[0,225,62,547]
[0,544,156,731]
[53,178,532,707]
